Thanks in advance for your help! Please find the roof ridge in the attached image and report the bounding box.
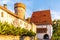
[33,10,50,13]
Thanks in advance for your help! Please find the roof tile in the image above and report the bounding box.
[30,10,52,25]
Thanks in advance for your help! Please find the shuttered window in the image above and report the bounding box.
[37,28,47,33]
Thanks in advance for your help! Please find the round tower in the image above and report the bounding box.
[14,3,26,20]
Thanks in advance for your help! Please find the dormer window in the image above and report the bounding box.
[1,12,3,17]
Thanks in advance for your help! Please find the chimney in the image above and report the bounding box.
[14,3,26,20]
[3,4,7,9]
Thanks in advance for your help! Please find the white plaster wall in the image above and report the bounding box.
[13,19,35,31]
[18,19,32,30]
[0,9,36,32]
[37,33,46,39]
[37,25,53,39]
[47,25,53,38]
[31,23,36,33]
[0,9,16,23]
[37,25,47,28]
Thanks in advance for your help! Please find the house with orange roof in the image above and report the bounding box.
[30,10,53,40]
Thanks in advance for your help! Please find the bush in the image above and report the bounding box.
[0,22,36,37]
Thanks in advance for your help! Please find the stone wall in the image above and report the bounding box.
[0,35,31,40]
[0,35,19,40]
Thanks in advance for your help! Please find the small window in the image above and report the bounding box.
[1,12,3,17]
[37,28,47,33]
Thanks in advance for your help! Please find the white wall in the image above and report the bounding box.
[37,25,53,39]
[0,9,36,33]
[0,9,16,23]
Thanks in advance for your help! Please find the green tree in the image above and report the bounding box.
[52,19,60,40]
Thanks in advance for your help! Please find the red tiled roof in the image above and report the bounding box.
[30,10,52,25]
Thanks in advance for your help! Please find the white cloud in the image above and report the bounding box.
[0,0,11,4]
[51,10,60,20]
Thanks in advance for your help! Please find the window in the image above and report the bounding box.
[1,12,3,17]
[37,28,47,33]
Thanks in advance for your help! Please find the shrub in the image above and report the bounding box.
[0,22,36,37]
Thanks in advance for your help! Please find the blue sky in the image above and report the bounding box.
[0,0,60,20]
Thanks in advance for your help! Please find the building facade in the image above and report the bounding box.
[30,10,53,40]
[0,3,36,33]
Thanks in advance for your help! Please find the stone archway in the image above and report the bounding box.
[43,34,49,39]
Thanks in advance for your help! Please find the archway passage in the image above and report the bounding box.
[43,34,49,39]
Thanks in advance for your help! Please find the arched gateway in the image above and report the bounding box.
[43,34,49,39]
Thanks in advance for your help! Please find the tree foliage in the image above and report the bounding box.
[52,19,60,40]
